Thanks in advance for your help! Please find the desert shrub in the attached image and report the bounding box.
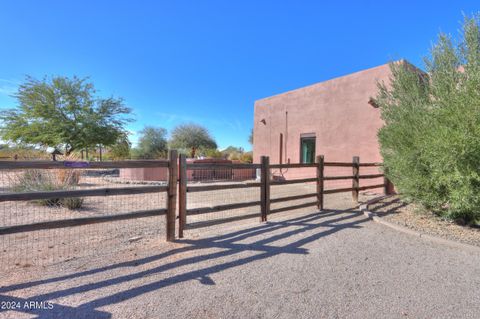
[60,197,84,210]
[12,170,62,206]
[375,15,480,224]
[11,169,84,209]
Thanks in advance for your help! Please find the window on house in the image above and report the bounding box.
[300,134,316,164]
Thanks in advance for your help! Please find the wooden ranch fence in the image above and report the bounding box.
[0,152,392,243]
[177,155,392,238]
[0,150,178,241]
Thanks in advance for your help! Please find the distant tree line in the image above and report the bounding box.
[0,76,252,162]
[128,124,252,162]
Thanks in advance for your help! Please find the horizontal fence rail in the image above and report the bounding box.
[0,209,167,235]
[358,163,383,167]
[270,201,319,215]
[0,185,168,202]
[358,174,385,179]
[270,177,317,185]
[0,160,169,169]
[269,163,316,169]
[270,192,317,204]
[186,163,261,170]
[359,184,386,191]
[323,184,386,195]
[323,161,354,167]
[323,175,355,181]
[0,160,168,170]
[186,182,261,193]
[186,201,262,215]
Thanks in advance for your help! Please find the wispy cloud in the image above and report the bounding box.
[156,112,197,124]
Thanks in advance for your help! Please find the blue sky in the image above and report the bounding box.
[0,1,477,150]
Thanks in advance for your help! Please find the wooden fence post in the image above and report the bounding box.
[352,156,360,203]
[265,157,270,221]
[178,153,187,238]
[316,155,324,211]
[383,166,393,195]
[166,150,178,241]
[260,156,270,222]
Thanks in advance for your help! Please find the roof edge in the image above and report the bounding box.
[255,60,419,103]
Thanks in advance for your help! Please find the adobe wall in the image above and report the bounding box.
[119,167,168,181]
[253,63,391,186]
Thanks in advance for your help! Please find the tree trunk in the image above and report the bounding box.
[64,144,75,156]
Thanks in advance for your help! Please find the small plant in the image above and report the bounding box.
[10,168,84,210]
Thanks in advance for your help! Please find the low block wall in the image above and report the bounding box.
[119,167,168,181]
[119,159,256,182]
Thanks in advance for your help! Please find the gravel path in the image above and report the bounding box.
[369,195,480,247]
[1,195,479,319]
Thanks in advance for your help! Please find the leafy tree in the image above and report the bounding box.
[0,76,132,155]
[222,146,245,160]
[134,126,168,159]
[109,134,131,160]
[169,123,217,158]
[375,15,480,224]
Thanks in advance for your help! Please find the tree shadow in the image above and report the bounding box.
[0,207,369,319]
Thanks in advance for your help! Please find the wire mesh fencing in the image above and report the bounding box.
[184,163,261,231]
[268,165,316,220]
[0,161,169,271]
[358,164,385,193]
[181,156,388,233]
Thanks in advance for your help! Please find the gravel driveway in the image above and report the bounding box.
[0,194,479,319]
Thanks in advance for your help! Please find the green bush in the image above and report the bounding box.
[376,15,480,225]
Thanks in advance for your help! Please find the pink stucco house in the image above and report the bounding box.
[253,62,395,180]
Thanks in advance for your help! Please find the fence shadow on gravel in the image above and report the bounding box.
[0,206,371,319]
[367,196,408,216]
